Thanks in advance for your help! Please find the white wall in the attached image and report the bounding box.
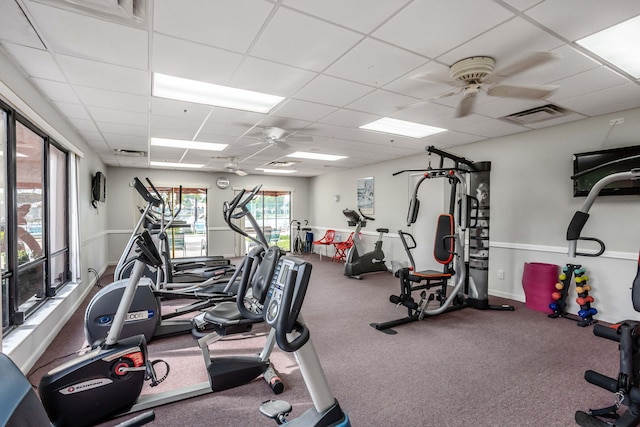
[105,167,311,263]
[0,45,108,369]
[309,108,640,324]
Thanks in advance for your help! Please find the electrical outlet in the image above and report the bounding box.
[610,117,624,126]
[497,269,504,280]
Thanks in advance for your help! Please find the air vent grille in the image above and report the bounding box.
[32,0,146,24]
[501,104,569,125]
[115,149,147,157]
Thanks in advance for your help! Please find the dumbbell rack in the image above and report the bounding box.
[548,264,598,327]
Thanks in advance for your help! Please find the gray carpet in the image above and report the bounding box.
[28,255,621,426]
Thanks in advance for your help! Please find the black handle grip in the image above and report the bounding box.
[275,269,310,352]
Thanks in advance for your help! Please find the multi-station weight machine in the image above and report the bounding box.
[371,146,513,334]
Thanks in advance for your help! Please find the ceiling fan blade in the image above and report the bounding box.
[274,140,291,149]
[235,169,248,176]
[456,93,477,118]
[284,135,313,142]
[487,84,556,99]
[486,51,560,82]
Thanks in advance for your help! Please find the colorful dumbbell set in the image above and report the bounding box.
[548,264,598,327]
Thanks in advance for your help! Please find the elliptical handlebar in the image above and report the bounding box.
[567,169,640,257]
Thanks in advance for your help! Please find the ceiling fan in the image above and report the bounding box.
[212,156,249,176]
[249,126,313,150]
[405,52,560,118]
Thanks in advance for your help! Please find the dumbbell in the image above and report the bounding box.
[576,296,594,306]
[578,307,598,318]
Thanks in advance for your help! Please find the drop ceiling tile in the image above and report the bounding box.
[319,108,378,128]
[437,17,564,66]
[149,114,202,133]
[103,133,149,147]
[2,42,65,81]
[503,0,545,11]
[75,86,148,114]
[56,54,149,95]
[456,117,527,138]
[26,1,148,69]
[151,97,213,121]
[67,117,98,132]
[116,156,149,167]
[250,7,362,72]
[392,101,456,125]
[373,1,513,58]
[549,66,630,103]
[558,82,640,117]
[31,78,79,103]
[325,38,427,87]
[525,0,640,41]
[151,34,243,85]
[293,74,373,107]
[346,89,418,116]
[96,122,148,137]
[425,130,486,147]
[271,99,337,122]
[229,56,317,97]
[337,128,418,147]
[0,0,45,48]
[53,101,90,120]
[382,61,452,100]
[153,0,273,53]
[88,106,148,127]
[282,0,408,33]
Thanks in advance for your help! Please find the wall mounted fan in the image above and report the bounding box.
[405,52,560,117]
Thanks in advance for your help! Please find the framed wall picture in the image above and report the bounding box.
[357,177,374,215]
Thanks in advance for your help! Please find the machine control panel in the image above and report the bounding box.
[265,256,311,333]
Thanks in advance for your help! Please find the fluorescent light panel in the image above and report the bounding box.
[286,152,347,161]
[150,161,203,169]
[153,73,285,113]
[360,117,447,138]
[256,168,297,174]
[577,15,640,78]
[151,137,227,151]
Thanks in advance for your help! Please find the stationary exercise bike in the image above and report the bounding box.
[290,219,309,256]
[342,208,389,279]
[39,231,169,427]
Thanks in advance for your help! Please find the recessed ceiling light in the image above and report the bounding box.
[255,168,297,174]
[150,161,203,169]
[360,117,447,138]
[577,15,640,78]
[152,73,285,113]
[286,151,347,161]
[151,137,228,151]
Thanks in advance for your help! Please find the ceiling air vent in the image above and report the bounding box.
[501,104,568,125]
[32,0,146,25]
[115,149,147,157]
[267,161,297,168]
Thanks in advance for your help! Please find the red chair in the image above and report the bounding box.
[332,232,354,262]
[313,229,336,260]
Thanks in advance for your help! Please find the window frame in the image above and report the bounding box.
[1,100,71,333]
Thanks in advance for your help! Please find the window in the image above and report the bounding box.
[1,103,70,332]
[244,190,291,252]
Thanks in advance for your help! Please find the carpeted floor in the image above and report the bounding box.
[28,255,621,426]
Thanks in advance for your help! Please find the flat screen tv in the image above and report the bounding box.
[92,171,106,203]
[573,145,640,197]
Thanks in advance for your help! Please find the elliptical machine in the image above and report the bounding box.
[342,208,389,279]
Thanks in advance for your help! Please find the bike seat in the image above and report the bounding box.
[377,228,389,233]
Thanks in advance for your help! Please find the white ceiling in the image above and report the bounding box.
[2,0,640,176]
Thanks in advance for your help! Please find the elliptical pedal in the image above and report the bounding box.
[260,400,292,425]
